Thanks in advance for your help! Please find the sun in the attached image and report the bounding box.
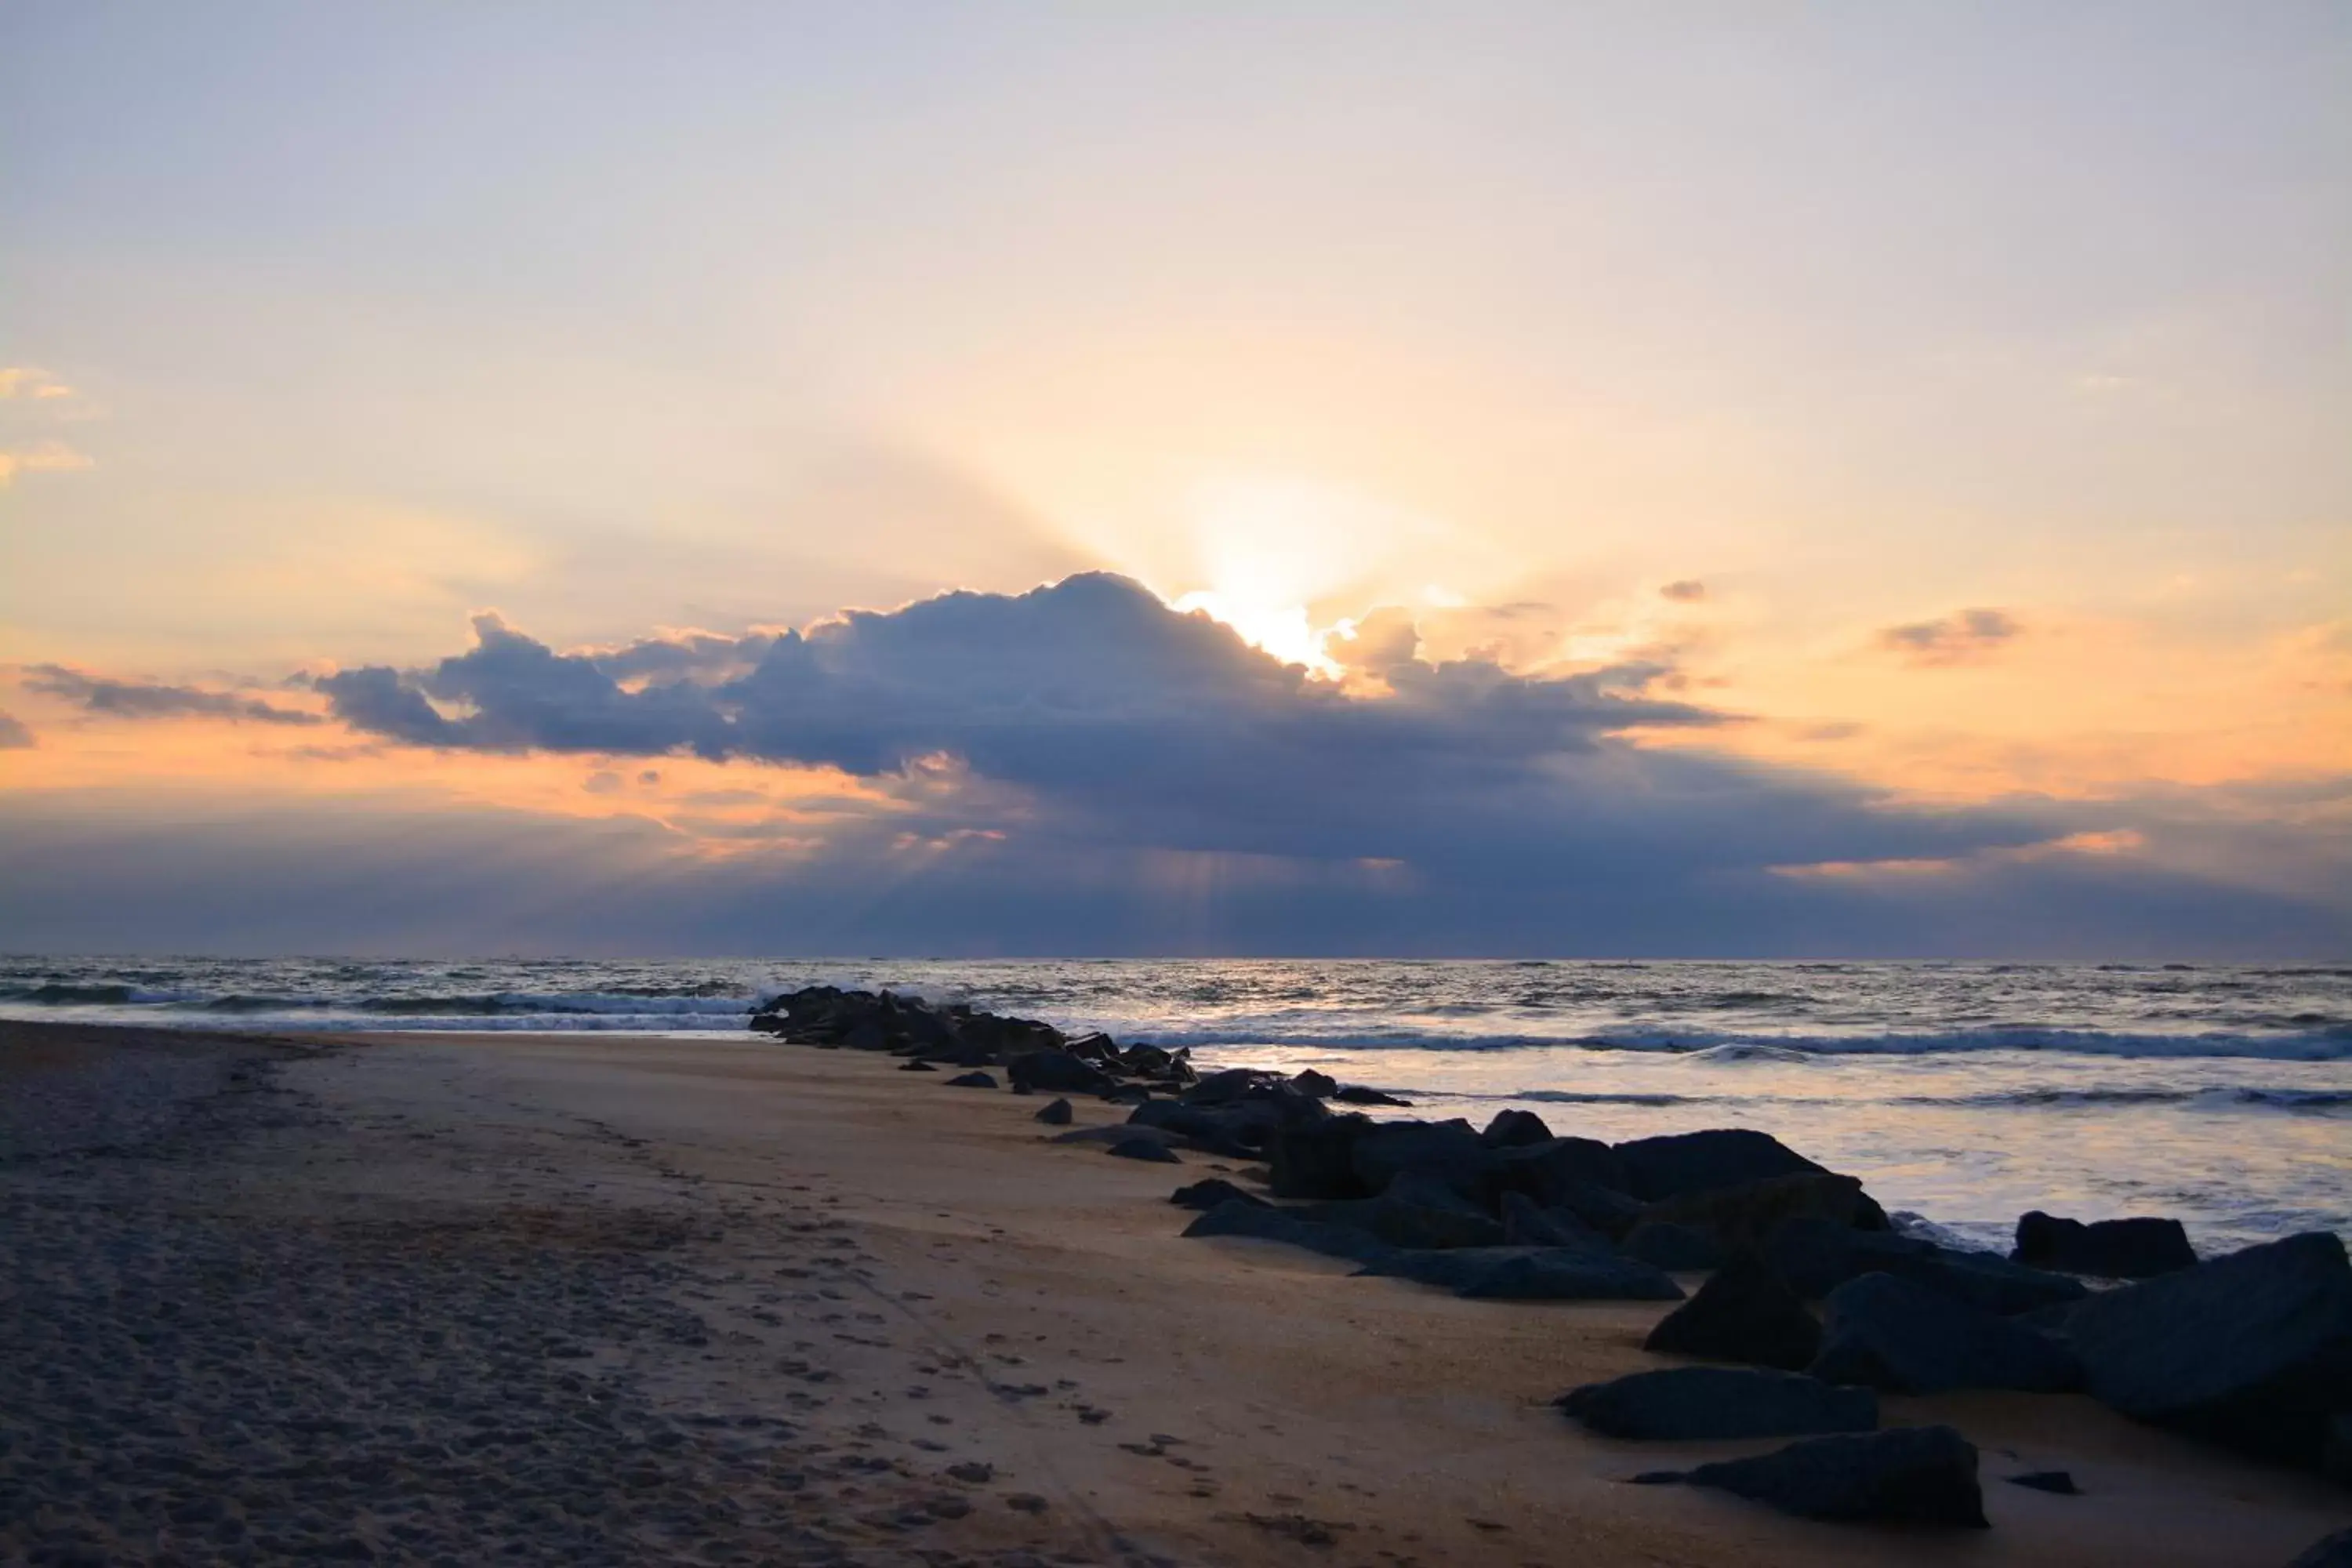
[1174,588,1348,676]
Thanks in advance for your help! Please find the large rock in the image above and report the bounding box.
[1768,1216,2086,1314]
[1301,1172,1506,1250]
[1181,1200,1397,1267]
[1809,1272,2081,1395]
[1559,1367,1875,1441]
[2014,1210,2198,1279]
[1500,1192,1614,1251]
[1359,1247,1683,1302]
[1350,1120,1494,1199]
[1642,1172,1880,1252]
[1642,1425,1987,1528]
[1268,1115,1371,1200]
[2288,1527,2352,1568]
[1486,1138,1629,1210]
[942,1071,998,1089]
[1622,1221,1726,1272]
[1611,1129,1828,1202]
[1643,1254,1823,1371]
[2060,1230,2352,1467]
[1480,1109,1554,1148]
[1106,1136,1180,1163]
[1550,1176,1650,1240]
[1169,1178,1267,1211]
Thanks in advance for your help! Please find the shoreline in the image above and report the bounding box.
[3,1019,2347,1565]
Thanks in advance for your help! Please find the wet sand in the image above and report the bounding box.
[3,1022,2347,1566]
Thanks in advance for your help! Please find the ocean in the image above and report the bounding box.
[6,954,2347,1256]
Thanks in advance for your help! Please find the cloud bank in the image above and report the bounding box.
[6,575,2345,956]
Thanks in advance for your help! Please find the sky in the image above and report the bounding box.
[1,1,2347,958]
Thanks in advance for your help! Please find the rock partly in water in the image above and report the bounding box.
[1479,1109,1554,1149]
[2060,1230,2352,1468]
[1768,1216,2086,1314]
[1642,1254,1823,1371]
[1559,1367,1875,1441]
[1809,1272,2082,1395]
[1611,1129,1829,1203]
[1033,1097,1073,1125]
[1357,1247,1684,1302]
[1332,1084,1413,1106]
[1642,1171,1881,1253]
[2013,1210,2198,1279]
[1640,1425,1987,1529]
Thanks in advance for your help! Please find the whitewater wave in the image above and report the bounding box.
[1120,1022,2352,1062]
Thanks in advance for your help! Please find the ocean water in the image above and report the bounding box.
[5,955,2347,1255]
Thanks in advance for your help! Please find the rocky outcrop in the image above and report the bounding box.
[2058,1230,2352,1468]
[1642,1254,1822,1371]
[2014,1210,2198,1279]
[1635,1425,1987,1528]
[1560,1367,1875,1441]
[1809,1272,2080,1395]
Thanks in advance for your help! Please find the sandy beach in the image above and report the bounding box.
[3,1021,2347,1567]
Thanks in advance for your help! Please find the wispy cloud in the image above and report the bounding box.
[0,441,94,486]
[1875,607,2022,666]
[0,367,74,400]
[24,665,323,726]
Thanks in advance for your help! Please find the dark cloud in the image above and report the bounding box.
[0,710,31,748]
[26,664,323,725]
[1660,579,1708,602]
[21,574,2343,956]
[1875,608,2022,665]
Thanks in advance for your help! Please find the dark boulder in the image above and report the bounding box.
[1333,1083,1413,1106]
[1181,1200,1397,1266]
[942,1072,999,1089]
[1612,1128,1828,1202]
[1500,1192,1614,1251]
[1480,1109,1554,1148]
[1486,1138,1629,1210]
[1007,1050,1114,1096]
[1643,1254,1823,1371]
[1350,1119,1493,1199]
[1181,1068,1272,1106]
[1033,1098,1073,1125]
[1269,1115,1371,1200]
[1290,1069,1338,1098]
[1810,1272,2081,1395]
[1358,1247,1683,1302]
[1106,1136,1181,1163]
[1641,1425,1986,1528]
[2061,1230,2352,1467]
[898,1059,938,1072]
[1551,1177,1650,1240]
[1642,1171,1881,1253]
[1559,1367,1875,1441]
[1768,1216,2085,1314]
[2005,1470,2079,1494]
[1301,1172,1506,1250]
[1169,1178,1267,1211]
[2289,1528,2352,1568]
[2014,1210,2198,1279]
[1623,1221,1726,1272]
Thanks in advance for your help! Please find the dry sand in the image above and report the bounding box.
[3,1022,2347,1566]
